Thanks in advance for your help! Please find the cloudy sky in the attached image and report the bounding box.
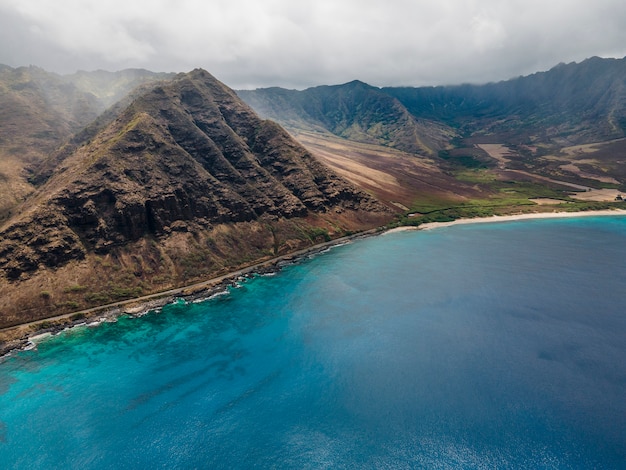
[1,0,625,89]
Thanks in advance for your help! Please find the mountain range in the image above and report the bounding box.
[239,56,626,197]
[238,80,455,157]
[239,56,626,151]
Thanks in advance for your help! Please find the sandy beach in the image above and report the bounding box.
[384,209,626,234]
[417,209,626,230]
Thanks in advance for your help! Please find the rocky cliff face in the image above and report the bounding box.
[384,56,626,145]
[0,65,175,222]
[0,69,390,292]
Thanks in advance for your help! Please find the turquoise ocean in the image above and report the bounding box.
[1,216,625,468]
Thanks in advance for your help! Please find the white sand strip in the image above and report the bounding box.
[417,209,626,231]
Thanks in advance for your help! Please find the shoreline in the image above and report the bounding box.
[382,209,626,235]
[417,208,626,230]
[2,208,626,359]
[0,228,382,359]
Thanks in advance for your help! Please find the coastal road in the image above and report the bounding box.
[0,228,381,338]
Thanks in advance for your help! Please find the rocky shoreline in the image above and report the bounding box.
[0,229,380,360]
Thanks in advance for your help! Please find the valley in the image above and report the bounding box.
[290,130,482,209]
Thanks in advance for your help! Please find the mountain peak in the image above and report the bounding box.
[342,79,375,88]
[186,68,216,80]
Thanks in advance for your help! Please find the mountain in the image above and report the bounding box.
[3,56,626,331]
[0,66,99,220]
[240,57,626,190]
[238,80,455,156]
[0,69,390,328]
[0,65,175,222]
[241,56,626,149]
[383,56,626,145]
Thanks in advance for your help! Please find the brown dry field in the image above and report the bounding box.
[485,139,626,190]
[475,143,513,169]
[478,143,625,200]
[292,131,483,208]
[569,189,624,202]
[529,198,569,205]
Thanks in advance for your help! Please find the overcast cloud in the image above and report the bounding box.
[1,0,625,89]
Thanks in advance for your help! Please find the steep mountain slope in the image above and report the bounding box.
[0,65,174,222]
[384,56,626,145]
[238,80,454,156]
[0,66,100,220]
[241,57,626,190]
[241,57,626,149]
[0,69,390,327]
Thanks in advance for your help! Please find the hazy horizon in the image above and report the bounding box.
[1,0,626,89]
[2,54,624,92]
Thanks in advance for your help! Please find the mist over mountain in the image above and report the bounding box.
[240,56,626,149]
[0,66,175,221]
[0,67,389,327]
[238,80,454,156]
[384,56,626,145]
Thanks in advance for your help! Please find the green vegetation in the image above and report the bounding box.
[84,292,111,304]
[180,250,215,279]
[82,283,144,307]
[394,198,622,229]
[439,150,492,169]
[110,285,143,300]
[457,167,576,198]
[389,167,623,229]
[454,169,499,184]
[304,227,331,243]
[64,284,87,293]
[597,182,621,189]
[57,301,81,310]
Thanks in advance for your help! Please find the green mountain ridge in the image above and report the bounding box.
[383,56,626,145]
[238,80,454,156]
[239,56,626,149]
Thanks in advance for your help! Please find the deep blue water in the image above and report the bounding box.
[1,216,625,469]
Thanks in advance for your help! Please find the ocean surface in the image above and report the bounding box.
[1,216,625,469]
